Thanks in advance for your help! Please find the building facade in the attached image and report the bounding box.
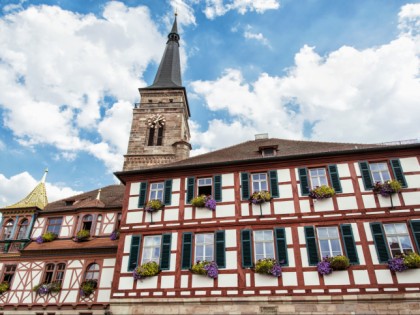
[1,15,420,315]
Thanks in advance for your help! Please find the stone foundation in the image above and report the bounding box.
[110,294,420,314]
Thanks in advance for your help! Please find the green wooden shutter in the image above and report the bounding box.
[390,159,407,188]
[214,175,222,202]
[241,172,250,200]
[328,164,342,193]
[370,222,390,263]
[186,177,195,204]
[128,235,142,271]
[359,161,374,190]
[274,228,288,266]
[215,230,226,268]
[340,224,359,264]
[410,220,420,253]
[269,170,279,198]
[181,232,193,269]
[298,168,310,196]
[241,229,253,268]
[160,233,172,270]
[304,226,319,265]
[138,182,148,208]
[164,179,173,205]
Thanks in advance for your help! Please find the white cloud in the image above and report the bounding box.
[0,172,82,207]
[0,2,167,173]
[399,3,420,36]
[244,30,270,47]
[190,5,420,151]
[204,0,280,19]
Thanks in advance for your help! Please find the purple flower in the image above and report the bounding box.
[204,261,219,279]
[270,264,282,277]
[38,285,49,294]
[388,257,408,272]
[204,197,217,211]
[317,257,333,275]
[36,235,44,244]
[110,231,119,240]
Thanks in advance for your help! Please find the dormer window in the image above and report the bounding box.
[65,200,74,206]
[259,145,278,157]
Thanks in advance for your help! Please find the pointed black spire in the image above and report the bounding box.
[149,14,182,88]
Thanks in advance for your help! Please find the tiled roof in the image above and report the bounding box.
[24,237,118,252]
[6,182,48,210]
[43,184,124,212]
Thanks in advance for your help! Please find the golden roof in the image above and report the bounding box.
[6,169,48,210]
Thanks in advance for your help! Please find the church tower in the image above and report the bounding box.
[123,15,191,171]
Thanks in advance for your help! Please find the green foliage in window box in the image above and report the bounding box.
[75,229,90,242]
[33,282,61,294]
[373,180,402,197]
[249,191,272,204]
[254,258,282,277]
[403,252,420,269]
[80,279,97,297]
[42,231,58,242]
[329,255,350,270]
[191,195,206,207]
[145,199,164,213]
[133,261,160,280]
[191,260,209,275]
[0,282,9,294]
[309,185,335,200]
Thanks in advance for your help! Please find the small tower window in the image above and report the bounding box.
[148,128,155,146]
[157,127,164,146]
[146,114,166,146]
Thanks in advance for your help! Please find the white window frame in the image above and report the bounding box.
[195,233,214,262]
[309,168,328,189]
[369,162,391,183]
[317,226,342,258]
[383,223,414,257]
[149,182,164,201]
[197,178,212,196]
[253,230,275,261]
[141,235,162,264]
[251,173,268,193]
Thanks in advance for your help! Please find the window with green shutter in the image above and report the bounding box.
[138,182,148,208]
[181,232,193,269]
[164,179,173,205]
[160,233,172,270]
[359,161,374,190]
[214,175,222,202]
[328,164,342,193]
[410,220,420,253]
[390,159,407,188]
[340,224,359,264]
[241,229,253,268]
[304,226,319,266]
[186,177,195,204]
[274,228,288,266]
[298,168,310,196]
[269,170,279,198]
[241,173,250,200]
[370,222,390,263]
[215,230,226,268]
[128,235,142,271]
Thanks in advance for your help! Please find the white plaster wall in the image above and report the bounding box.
[226,251,238,269]
[323,270,350,285]
[100,268,114,287]
[121,257,129,273]
[297,227,305,244]
[358,178,367,193]
[356,245,366,265]
[126,211,142,224]
[299,200,311,213]
[313,198,334,212]
[60,216,74,237]
[378,194,401,208]
[279,184,293,199]
[67,260,83,268]
[130,182,140,195]
[400,157,420,172]
[362,195,376,209]
[184,206,193,220]
[337,196,358,210]
[354,163,361,176]
[375,270,393,284]
[171,232,178,251]
[396,268,420,283]
[161,275,175,288]
[103,258,116,267]
[403,191,420,206]
[97,289,111,302]
[225,230,237,247]
[241,203,250,216]
[287,248,295,268]
[353,270,370,285]
[218,274,238,287]
[274,200,294,214]
[216,204,235,217]
[300,248,309,268]
[277,169,291,182]
[31,217,46,238]
[164,208,179,221]
[119,277,134,290]
[136,276,158,289]
[171,193,180,207]
[340,179,354,194]
[364,222,373,242]
[337,163,351,178]
[192,274,214,288]
[222,173,234,187]
[251,202,270,216]
[286,228,293,245]
[181,275,189,288]
[128,196,139,210]
[223,188,235,202]
[144,210,162,223]
[172,178,180,192]
[61,290,77,303]
[169,253,177,271]
[254,273,278,287]
[406,174,420,188]
[369,245,379,265]
[303,271,320,286]
[124,235,132,253]
[195,207,213,219]
[282,272,297,286]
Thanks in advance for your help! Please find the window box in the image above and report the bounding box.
[80,279,97,297]
[388,252,420,272]
[144,199,164,213]
[249,191,272,204]
[33,282,61,295]
[373,180,402,197]
[309,185,335,200]
[254,258,282,277]
[190,260,218,279]
[110,230,120,241]
[191,195,217,210]
[133,261,160,280]
[74,229,90,242]
[0,282,9,295]
[36,231,58,244]
[317,255,350,275]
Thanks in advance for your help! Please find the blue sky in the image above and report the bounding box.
[0,0,419,206]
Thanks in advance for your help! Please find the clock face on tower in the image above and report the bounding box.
[146,114,166,128]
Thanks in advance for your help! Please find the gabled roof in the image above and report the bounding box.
[5,170,48,210]
[43,184,124,212]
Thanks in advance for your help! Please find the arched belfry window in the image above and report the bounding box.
[17,219,29,239]
[2,220,14,240]
[146,114,165,146]
[82,215,93,232]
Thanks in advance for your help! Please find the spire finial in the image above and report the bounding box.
[96,188,102,201]
[41,168,48,183]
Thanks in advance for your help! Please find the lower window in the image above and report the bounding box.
[317,227,342,257]
[141,235,162,264]
[254,230,275,260]
[383,223,414,257]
